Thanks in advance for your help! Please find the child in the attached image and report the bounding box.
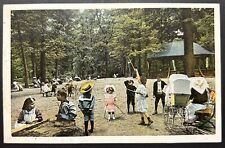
[124,80,136,114]
[104,85,116,121]
[56,88,77,121]
[67,79,74,97]
[135,69,153,126]
[51,81,57,96]
[15,97,43,128]
[78,81,95,136]
[43,81,51,97]
[40,82,45,95]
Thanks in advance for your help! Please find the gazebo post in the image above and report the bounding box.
[172,59,176,72]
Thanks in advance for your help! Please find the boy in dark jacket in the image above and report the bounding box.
[124,80,137,114]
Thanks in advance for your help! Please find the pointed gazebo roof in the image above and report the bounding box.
[148,40,214,59]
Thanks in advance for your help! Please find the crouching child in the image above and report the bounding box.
[56,88,77,121]
[78,81,95,136]
[15,96,43,128]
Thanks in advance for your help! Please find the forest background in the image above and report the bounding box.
[11,8,214,87]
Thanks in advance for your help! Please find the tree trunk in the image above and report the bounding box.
[55,59,58,78]
[29,32,37,78]
[16,14,29,88]
[40,50,46,82]
[40,12,46,83]
[182,8,195,77]
[148,60,151,78]
[138,54,142,75]
[143,53,148,77]
[104,48,109,78]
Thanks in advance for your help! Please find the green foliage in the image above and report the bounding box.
[11,8,214,82]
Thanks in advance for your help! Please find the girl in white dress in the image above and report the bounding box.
[135,69,153,126]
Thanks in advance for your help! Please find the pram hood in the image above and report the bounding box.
[167,74,191,95]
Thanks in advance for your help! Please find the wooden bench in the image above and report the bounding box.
[194,90,216,129]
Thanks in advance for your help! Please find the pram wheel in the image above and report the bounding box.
[164,106,176,129]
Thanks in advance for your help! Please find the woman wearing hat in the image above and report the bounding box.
[184,77,210,124]
[78,81,95,136]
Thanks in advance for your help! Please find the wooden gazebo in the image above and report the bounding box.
[147,40,215,78]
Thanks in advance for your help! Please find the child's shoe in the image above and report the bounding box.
[112,115,115,120]
[138,117,145,125]
[108,115,111,121]
[147,117,153,126]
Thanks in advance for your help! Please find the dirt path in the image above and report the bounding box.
[11,77,215,136]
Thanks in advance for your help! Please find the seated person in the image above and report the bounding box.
[184,77,209,124]
[15,97,43,128]
[56,88,77,121]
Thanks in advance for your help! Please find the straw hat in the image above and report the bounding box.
[79,81,95,93]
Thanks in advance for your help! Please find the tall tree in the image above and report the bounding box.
[12,11,30,88]
[182,8,195,77]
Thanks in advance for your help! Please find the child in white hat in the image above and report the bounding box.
[104,85,116,121]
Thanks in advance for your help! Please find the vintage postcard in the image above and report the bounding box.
[3,3,221,143]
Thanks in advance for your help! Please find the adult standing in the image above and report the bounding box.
[152,75,167,115]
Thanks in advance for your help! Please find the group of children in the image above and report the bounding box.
[15,69,154,136]
[15,81,96,136]
[40,80,57,97]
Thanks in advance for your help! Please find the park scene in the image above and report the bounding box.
[9,7,217,138]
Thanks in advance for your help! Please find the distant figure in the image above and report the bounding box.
[67,79,74,97]
[135,69,153,126]
[56,88,77,121]
[12,81,23,91]
[37,77,41,86]
[104,85,116,121]
[51,81,57,96]
[15,97,43,128]
[33,77,40,88]
[78,81,95,136]
[43,81,51,97]
[152,75,167,115]
[124,80,137,114]
[40,82,45,95]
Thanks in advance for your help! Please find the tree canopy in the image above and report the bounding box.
[11,8,214,86]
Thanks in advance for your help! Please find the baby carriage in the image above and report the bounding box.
[164,74,191,129]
